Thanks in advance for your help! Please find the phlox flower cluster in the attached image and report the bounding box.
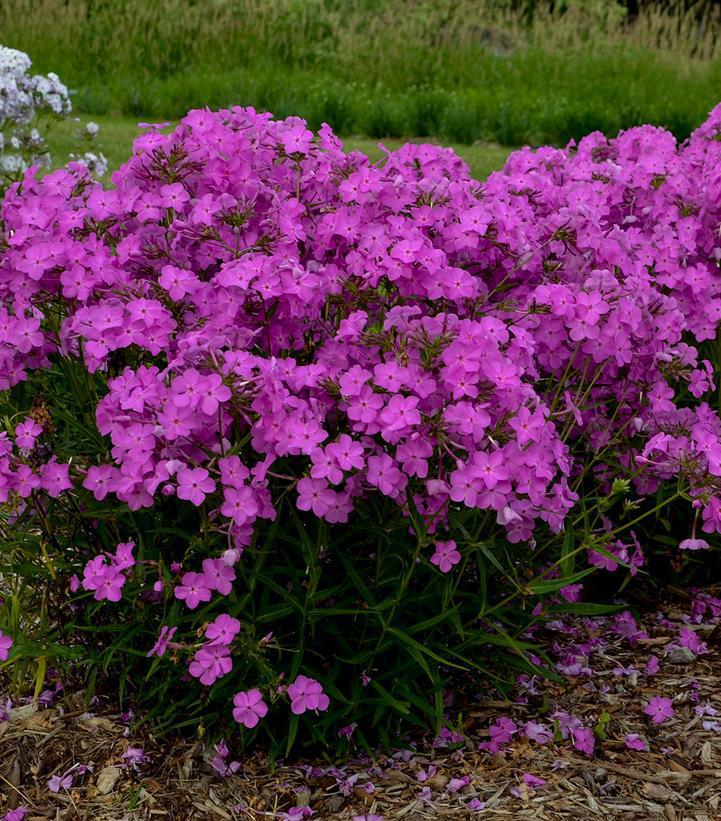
[2,101,721,733]
[0,45,106,187]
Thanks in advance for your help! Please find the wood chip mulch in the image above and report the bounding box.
[2,596,721,820]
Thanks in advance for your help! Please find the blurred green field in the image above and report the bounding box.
[49,115,513,180]
[4,0,721,148]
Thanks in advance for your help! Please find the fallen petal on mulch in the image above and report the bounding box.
[3,593,721,819]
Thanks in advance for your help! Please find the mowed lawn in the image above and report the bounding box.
[47,114,513,181]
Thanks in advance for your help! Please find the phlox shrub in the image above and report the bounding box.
[0,45,107,191]
[1,102,721,751]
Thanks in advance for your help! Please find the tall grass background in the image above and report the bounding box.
[3,0,721,145]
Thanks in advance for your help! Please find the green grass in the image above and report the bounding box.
[47,115,513,181]
[4,0,721,148]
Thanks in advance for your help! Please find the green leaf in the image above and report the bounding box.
[285,715,299,756]
[33,656,47,703]
[370,680,410,715]
[548,602,626,616]
[527,566,596,594]
[336,550,378,608]
[560,520,575,576]
[595,710,612,740]
[386,626,468,671]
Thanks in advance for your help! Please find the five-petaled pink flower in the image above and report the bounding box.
[176,467,215,506]
[287,675,330,715]
[232,688,269,728]
[174,572,212,610]
[644,696,674,724]
[430,540,461,573]
[205,614,241,646]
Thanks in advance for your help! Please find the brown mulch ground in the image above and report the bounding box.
[3,598,721,820]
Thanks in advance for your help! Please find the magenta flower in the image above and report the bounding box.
[38,459,72,497]
[287,675,330,715]
[81,556,126,602]
[524,720,552,744]
[48,770,74,792]
[676,626,708,655]
[571,726,595,756]
[121,747,149,767]
[0,630,12,661]
[479,716,517,753]
[174,572,212,610]
[644,696,675,724]
[3,809,29,821]
[14,418,42,448]
[176,467,215,506]
[430,540,461,573]
[201,559,236,596]
[679,538,710,551]
[188,644,232,686]
[379,394,421,436]
[205,614,241,646]
[220,485,258,525]
[296,477,337,517]
[82,465,116,501]
[113,541,136,570]
[645,655,660,675]
[146,626,177,658]
[158,182,189,209]
[625,733,649,751]
[448,776,470,793]
[232,688,269,728]
[366,454,406,497]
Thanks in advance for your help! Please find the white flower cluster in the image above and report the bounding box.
[0,45,106,188]
[0,45,71,123]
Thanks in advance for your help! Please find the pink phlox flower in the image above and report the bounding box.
[522,773,546,788]
[430,540,461,573]
[645,655,660,675]
[81,555,126,602]
[524,720,552,744]
[625,733,649,751]
[679,537,710,551]
[675,626,708,655]
[287,675,330,715]
[113,540,136,570]
[552,711,582,739]
[201,558,236,596]
[14,418,42,448]
[122,747,149,767]
[447,775,470,793]
[188,644,233,686]
[644,696,675,724]
[417,764,437,782]
[0,630,12,661]
[479,716,517,753]
[3,809,29,821]
[232,688,269,728]
[176,467,215,506]
[571,726,595,756]
[146,626,177,658]
[174,571,213,610]
[205,614,241,646]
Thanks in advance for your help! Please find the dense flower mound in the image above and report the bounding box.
[2,104,721,746]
